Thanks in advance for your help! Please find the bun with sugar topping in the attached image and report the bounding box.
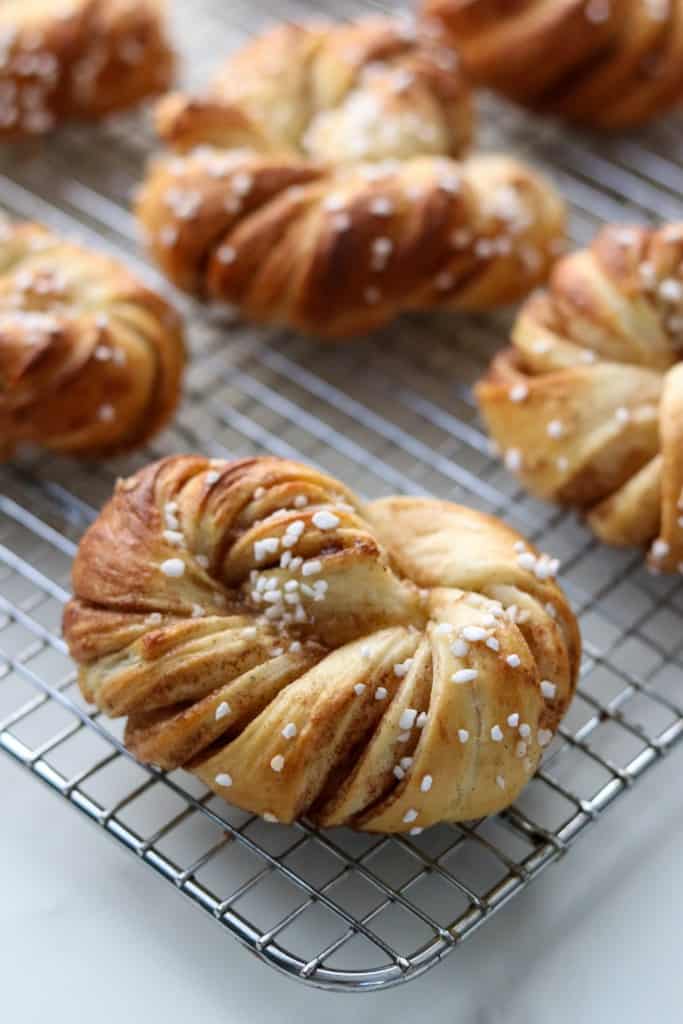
[136,15,565,338]
[63,454,580,831]
[477,223,683,572]
[0,221,184,459]
[421,0,683,129]
[0,0,174,138]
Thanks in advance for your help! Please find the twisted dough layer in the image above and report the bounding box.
[0,223,185,459]
[422,0,683,128]
[63,455,580,832]
[0,0,174,138]
[477,223,683,572]
[136,16,565,337]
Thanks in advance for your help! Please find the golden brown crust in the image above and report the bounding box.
[135,15,566,337]
[0,221,185,458]
[476,223,683,571]
[63,454,580,832]
[0,0,174,138]
[422,0,683,129]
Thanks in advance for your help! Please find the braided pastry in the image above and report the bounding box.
[477,223,683,572]
[421,0,683,129]
[0,222,184,459]
[0,0,174,138]
[63,455,580,831]
[135,16,566,338]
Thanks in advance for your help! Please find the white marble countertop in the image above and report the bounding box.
[4,748,683,1024]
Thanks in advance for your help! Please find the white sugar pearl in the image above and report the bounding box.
[354,683,366,696]
[507,713,520,727]
[215,702,231,721]
[375,687,388,700]
[490,725,504,742]
[324,194,345,212]
[659,278,683,302]
[215,773,232,787]
[399,709,418,730]
[281,722,297,740]
[217,245,236,264]
[458,729,469,743]
[651,539,670,560]
[540,680,557,699]
[585,0,611,23]
[312,510,340,531]
[403,808,418,824]
[505,448,522,472]
[270,755,285,772]
[509,384,528,402]
[160,558,185,577]
[519,723,531,739]
[254,537,279,561]
[232,171,253,196]
[452,669,478,684]
[420,775,433,792]
[369,197,394,216]
[301,559,322,576]
[450,639,469,658]
[462,626,488,643]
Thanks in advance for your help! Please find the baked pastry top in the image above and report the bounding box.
[477,223,683,572]
[63,455,580,832]
[0,0,174,138]
[136,15,566,337]
[421,0,683,129]
[0,222,185,458]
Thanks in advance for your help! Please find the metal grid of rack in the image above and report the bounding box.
[1,0,683,994]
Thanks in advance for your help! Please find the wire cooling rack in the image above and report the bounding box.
[2,0,683,995]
